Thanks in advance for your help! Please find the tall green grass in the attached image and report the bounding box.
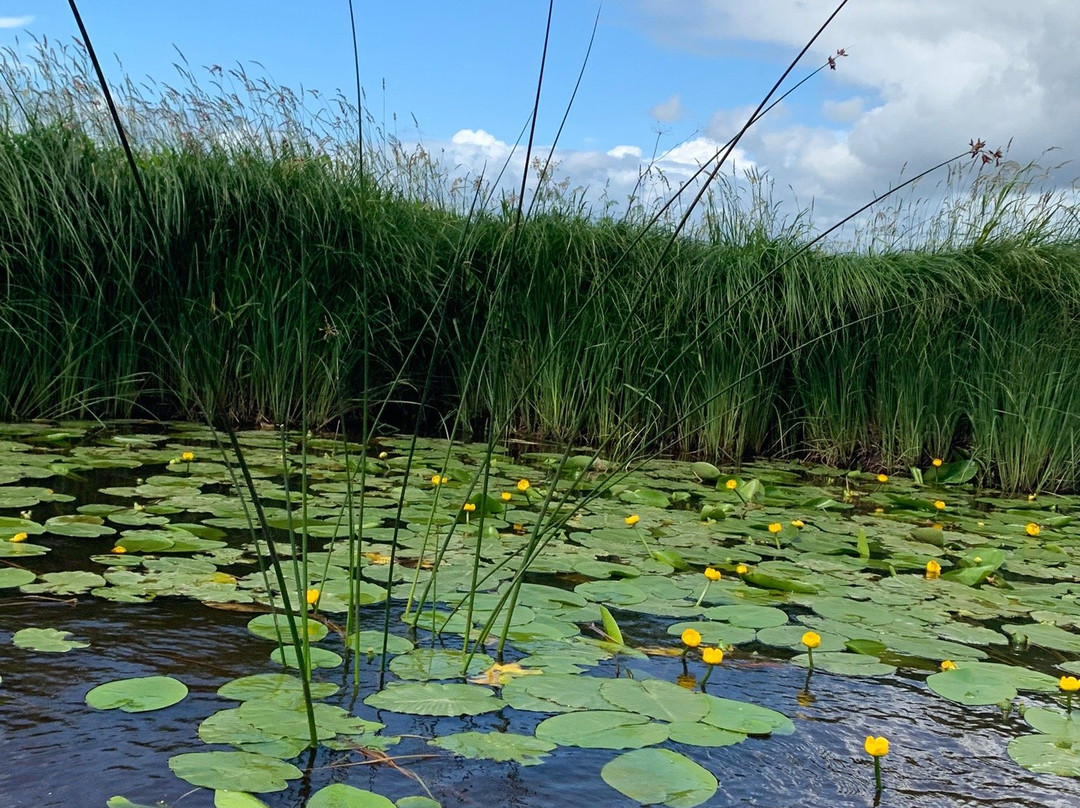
[2,40,1080,490]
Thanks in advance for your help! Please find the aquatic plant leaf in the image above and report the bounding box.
[20,570,106,595]
[601,748,717,808]
[395,798,442,808]
[598,604,624,645]
[701,695,796,735]
[690,462,722,482]
[86,675,187,712]
[664,721,747,747]
[926,667,1016,705]
[1022,707,1080,740]
[1008,734,1080,776]
[388,649,493,681]
[346,630,414,656]
[364,682,505,716]
[935,460,979,484]
[168,751,302,793]
[247,614,328,643]
[0,539,49,557]
[534,710,668,749]
[12,627,89,652]
[0,568,35,588]
[790,652,896,677]
[106,797,170,808]
[600,678,709,723]
[214,792,272,808]
[666,621,756,647]
[43,514,115,537]
[270,645,342,670]
[704,604,789,629]
[1003,622,1080,653]
[429,731,556,765]
[306,785,396,808]
[502,673,611,713]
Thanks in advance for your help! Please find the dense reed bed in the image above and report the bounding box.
[2,41,1080,491]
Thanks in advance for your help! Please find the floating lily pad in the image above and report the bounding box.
[364,682,505,716]
[1008,734,1080,777]
[0,568,35,588]
[600,678,709,723]
[534,710,668,749]
[601,748,718,808]
[270,645,343,670]
[247,613,328,643]
[86,676,188,712]
[430,731,556,765]
[169,751,302,793]
[12,627,90,653]
[214,792,272,808]
[306,785,396,808]
[701,695,795,735]
[502,673,611,713]
[791,652,897,677]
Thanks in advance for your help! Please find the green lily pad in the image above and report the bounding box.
[169,751,302,793]
[791,652,897,677]
[1008,734,1080,776]
[430,731,556,765]
[86,676,188,712]
[0,568,35,588]
[701,695,795,735]
[247,613,328,643]
[601,748,718,808]
[927,662,1058,704]
[214,792,272,808]
[364,682,506,716]
[599,678,709,723]
[307,785,396,808]
[665,721,747,747]
[534,710,669,749]
[44,514,115,538]
[20,570,107,595]
[270,645,343,670]
[502,674,611,713]
[12,627,90,653]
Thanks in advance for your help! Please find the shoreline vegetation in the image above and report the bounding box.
[2,41,1080,492]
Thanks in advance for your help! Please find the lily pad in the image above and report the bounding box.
[169,751,302,793]
[364,682,506,716]
[0,568,35,588]
[86,676,188,712]
[534,710,668,749]
[599,678,709,723]
[1008,734,1080,777]
[307,785,396,808]
[430,731,556,765]
[12,627,90,653]
[601,748,718,808]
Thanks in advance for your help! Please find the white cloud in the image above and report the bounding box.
[649,93,684,122]
[623,0,1080,227]
[607,145,642,159]
[0,16,33,28]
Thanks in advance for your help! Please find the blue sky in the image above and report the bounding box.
[5,2,1078,231]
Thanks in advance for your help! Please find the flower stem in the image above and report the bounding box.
[873,757,882,793]
[694,581,711,608]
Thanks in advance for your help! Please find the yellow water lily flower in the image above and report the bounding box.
[306,588,320,605]
[925,559,941,579]
[181,451,195,462]
[378,451,389,460]
[501,492,512,502]
[791,519,805,528]
[517,479,531,492]
[736,564,749,575]
[876,473,888,483]
[725,479,738,491]
[933,500,946,510]
[1025,523,1040,537]
[11,532,28,543]
[625,515,640,527]
[1060,676,1080,692]
[931,458,943,467]
[470,661,542,686]
[702,647,723,665]
[940,660,958,671]
[864,736,889,757]
[704,567,722,581]
[112,546,127,554]
[463,502,477,513]
[801,631,822,649]
[431,474,448,486]
[767,523,782,534]
[681,628,702,648]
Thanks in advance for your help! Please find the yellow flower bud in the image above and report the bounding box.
[736,564,749,575]
[11,532,28,543]
[931,458,943,467]
[767,523,782,534]
[1060,676,1080,692]
[876,474,888,483]
[181,451,195,462]
[517,479,531,492]
[725,479,737,491]
[801,631,822,649]
[463,502,477,513]
[625,515,640,526]
[501,492,512,501]
[934,500,946,510]
[306,588,320,605]
[864,736,889,757]
[940,660,957,671]
[378,451,388,460]
[1025,523,1040,537]
[791,519,805,528]
[925,559,941,579]
[112,546,126,554]
[704,567,722,581]
[681,628,702,648]
[702,647,723,665]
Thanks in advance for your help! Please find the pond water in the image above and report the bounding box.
[2,423,1080,808]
